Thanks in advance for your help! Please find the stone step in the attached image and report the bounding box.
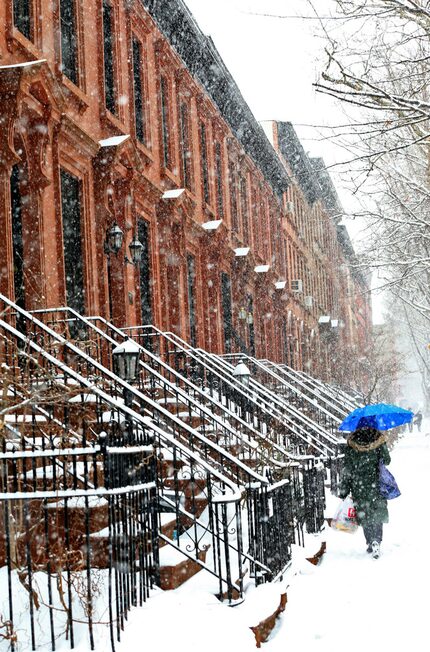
[158,544,210,590]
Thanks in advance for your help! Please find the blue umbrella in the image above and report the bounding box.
[339,403,413,432]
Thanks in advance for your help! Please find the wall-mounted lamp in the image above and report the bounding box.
[238,307,247,320]
[246,312,253,325]
[104,222,124,255]
[104,223,143,266]
[125,234,144,266]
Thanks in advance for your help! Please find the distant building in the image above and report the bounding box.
[261,121,372,387]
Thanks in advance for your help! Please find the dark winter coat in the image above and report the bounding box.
[339,430,391,527]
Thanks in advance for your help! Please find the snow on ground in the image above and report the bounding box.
[113,425,430,652]
[4,425,428,651]
[266,426,430,652]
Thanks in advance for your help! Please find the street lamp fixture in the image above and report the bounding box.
[233,361,251,387]
[112,339,141,383]
[113,339,141,411]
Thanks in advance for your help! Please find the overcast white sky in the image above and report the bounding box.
[184,0,384,322]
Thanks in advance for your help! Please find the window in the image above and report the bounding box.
[239,175,249,243]
[187,254,197,347]
[13,0,32,40]
[60,169,85,318]
[160,75,171,168]
[221,272,233,354]
[262,199,270,261]
[10,165,25,312]
[60,0,79,85]
[270,209,279,266]
[200,123,210,205]
[132,37,146,144]
[179,103,192,190]
[253,187,262,256]
[215,142,223,217]
[279,235,286,277]
[229,162,238,233]
[137,219,152,325]
[102,0,116,114]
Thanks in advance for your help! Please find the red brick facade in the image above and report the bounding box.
[0,0,372,389]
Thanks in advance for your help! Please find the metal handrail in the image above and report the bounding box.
[221,352,345,425]
[122,325,338,457]
[152,330,343,440]
[191,347,341,444]
[171,338,341,453]
[259,360,351,417]
[275,363,360,411]
[31,307,287,474]
[26,305,329,562]
[0,314,246,496]
[87,315,290,469]
[26,306,267,486]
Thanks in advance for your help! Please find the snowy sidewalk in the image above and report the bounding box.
[266,428,430,652]
[76,429,430,652]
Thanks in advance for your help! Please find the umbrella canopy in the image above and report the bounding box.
[339,403,414,432]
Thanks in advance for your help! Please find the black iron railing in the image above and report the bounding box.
[0,297,343,652]
[0,360,158,652]
[261,360,359,414]
[0,297,266,650]
[27,307,334,570]
[30,309,292,476]
[218,352,344,436]
[28,307,328,572]
[121,325,338,458]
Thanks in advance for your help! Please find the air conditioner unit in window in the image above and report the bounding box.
[286,200,294,214]
[304,295,313,309]
[291,279,303,293]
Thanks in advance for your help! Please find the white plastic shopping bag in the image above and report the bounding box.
[331,496,358,533]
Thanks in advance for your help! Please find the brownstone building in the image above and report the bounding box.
[0,0,372,387]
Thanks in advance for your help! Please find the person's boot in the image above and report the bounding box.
[371,541,380,559]
[366,543,372,553]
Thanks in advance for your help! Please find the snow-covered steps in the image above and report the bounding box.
[158,541,210,590]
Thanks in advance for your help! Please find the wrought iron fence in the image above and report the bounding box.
[0,403,158,652]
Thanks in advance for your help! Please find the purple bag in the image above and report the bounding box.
[379,460,401,499]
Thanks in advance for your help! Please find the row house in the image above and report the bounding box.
[0,0,370,380]
[261,122,372,385]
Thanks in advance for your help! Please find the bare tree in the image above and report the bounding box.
[308,2,430,333]
[353,319,404,403]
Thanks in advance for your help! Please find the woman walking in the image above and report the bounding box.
[339,417,391,559]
